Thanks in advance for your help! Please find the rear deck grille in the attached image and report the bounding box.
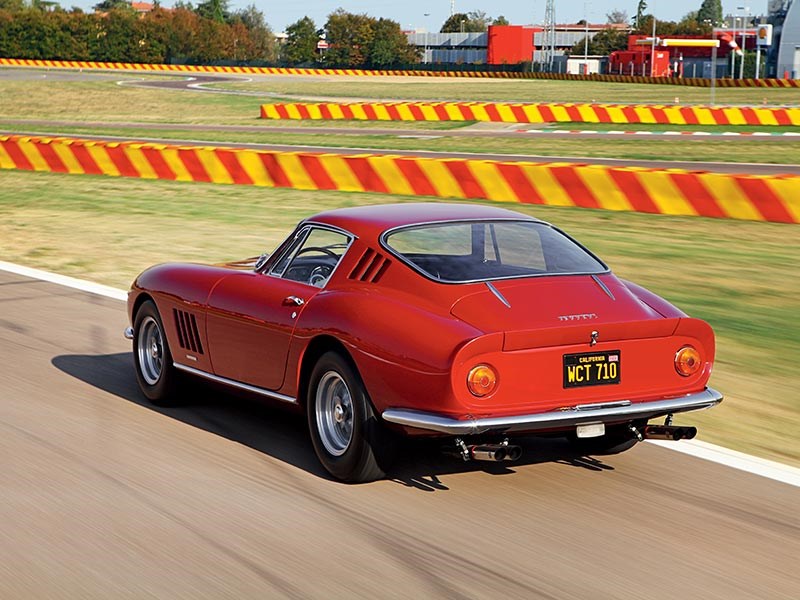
[348,248,390,283]
[173,309,204,354]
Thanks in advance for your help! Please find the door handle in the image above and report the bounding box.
[282,295,305,307]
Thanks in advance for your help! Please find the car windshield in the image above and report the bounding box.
[383,220,606,283]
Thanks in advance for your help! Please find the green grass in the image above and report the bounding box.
[0,169,798,467]
[2,70,798,166]
[2,122,799,166]
[540,122,800,133]
[217,76,800,106]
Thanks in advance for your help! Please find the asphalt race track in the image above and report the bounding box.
[1,267,798,599]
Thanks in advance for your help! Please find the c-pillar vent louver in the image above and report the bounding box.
[348,248,390,283]
[173,309,204,354]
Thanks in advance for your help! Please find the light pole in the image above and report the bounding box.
[423,12,430,64]
[731,15,737,77]
[737,6,750,79]
[584,1,589,74]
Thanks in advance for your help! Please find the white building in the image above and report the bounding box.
[770,0,800,77]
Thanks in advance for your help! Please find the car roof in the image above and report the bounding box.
[306,203,543,239]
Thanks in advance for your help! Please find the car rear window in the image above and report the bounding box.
[383,220,606,283]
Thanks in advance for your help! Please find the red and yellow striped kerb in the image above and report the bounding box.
[2,57,799,87]
[261,101,800,126]
[1,134,797,224]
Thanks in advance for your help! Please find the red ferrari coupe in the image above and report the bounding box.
[125,203,722,482]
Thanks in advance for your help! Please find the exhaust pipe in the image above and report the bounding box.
[643,425,697,441]
[468,443,522,462]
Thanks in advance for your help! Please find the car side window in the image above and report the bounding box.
[271,227,351,288]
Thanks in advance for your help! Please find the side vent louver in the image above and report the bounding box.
[173,309,204,355]
[348,248,390,283]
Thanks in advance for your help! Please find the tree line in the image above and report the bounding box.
[0,1,420,67]
[0,0,277,64]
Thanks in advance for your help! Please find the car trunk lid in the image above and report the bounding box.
[450,274,678,350]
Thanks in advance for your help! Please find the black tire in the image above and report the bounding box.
[132,300,181,406]
[307,352,395,483]
[567,423,641,456]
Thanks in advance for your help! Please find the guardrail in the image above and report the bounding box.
[1,58,799,87]
[261,101,800,126]
[1,134,797,223]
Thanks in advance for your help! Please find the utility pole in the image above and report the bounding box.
[584,1,589,69]
[543,0,555,72]
[650,16,657,75]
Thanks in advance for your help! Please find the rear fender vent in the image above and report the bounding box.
[348,248,390,283]
[173,309,204,355]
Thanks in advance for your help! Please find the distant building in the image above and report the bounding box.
[406,23,627,68]
[131,2,154,13]
[405,31,489,64]
[769,0,800,77]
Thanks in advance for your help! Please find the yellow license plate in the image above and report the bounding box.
[563,350,621,388]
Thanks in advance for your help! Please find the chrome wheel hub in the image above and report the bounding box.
[334,402,345,423]
[316,371,354,457]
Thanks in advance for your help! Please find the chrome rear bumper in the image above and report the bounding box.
[381,388,722,436]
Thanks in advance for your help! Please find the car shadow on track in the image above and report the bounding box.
[53,352,618,489]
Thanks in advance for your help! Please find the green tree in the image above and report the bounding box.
[570,27,628,56]
[635,14,679,35]
[93,0,132,11]
[282,15,317,65]
[90,7,140,61]
[492,15,509,26]
[366,17,418,67]
[0,0,24,12]
[165,7,201,62]
[635,1,647,29]
[230,4,276,62]
[606,9,627,24]
[674,11,711,35]
[440,12,467,33]
[440,10,492,33]
[195,0,227,24]
[323,9,373,67]
[697,0,723,27]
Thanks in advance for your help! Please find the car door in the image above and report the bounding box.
[205,225,351,391]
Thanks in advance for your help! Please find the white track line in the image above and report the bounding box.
[0,260,127,301]
[1,260,799,488]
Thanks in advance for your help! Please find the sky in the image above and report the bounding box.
[66,1,768,33]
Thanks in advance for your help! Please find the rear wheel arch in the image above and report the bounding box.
[298,336,359,410]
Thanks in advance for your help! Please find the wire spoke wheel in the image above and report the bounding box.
[315,371,354,456]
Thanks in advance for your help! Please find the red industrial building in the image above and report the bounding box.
[609,34,755,77]
[487,25,541,65]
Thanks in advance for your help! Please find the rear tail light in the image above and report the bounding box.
[675,346,701,377]
[467,364,498,397]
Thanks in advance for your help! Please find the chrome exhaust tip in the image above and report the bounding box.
[468,443,522,462]
[124,327,134,340]
[643,425,697,441]
[469,445,507,462]
[504,445,523,461]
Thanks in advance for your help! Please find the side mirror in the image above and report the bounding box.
[254,252,270,271]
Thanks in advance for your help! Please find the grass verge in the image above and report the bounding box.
[0,169,797,467]
[217,75,800,105]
